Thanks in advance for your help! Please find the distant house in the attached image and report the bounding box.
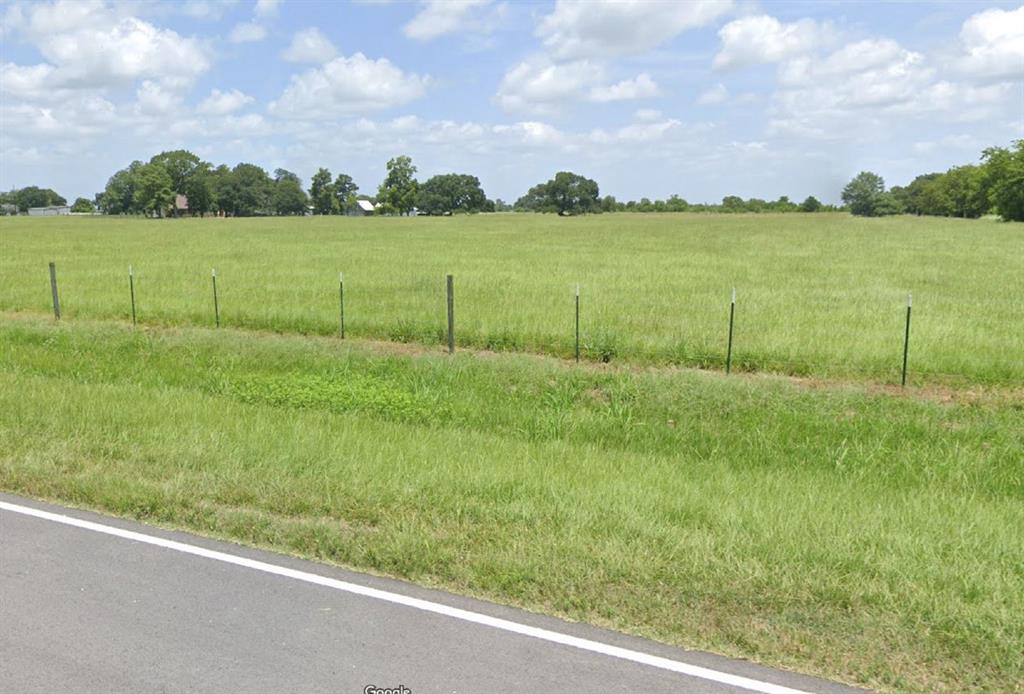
[174,194,189,214]
[27,205,71,216]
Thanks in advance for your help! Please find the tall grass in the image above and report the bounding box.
[1,213,1021,383]
[1,317,1021,692]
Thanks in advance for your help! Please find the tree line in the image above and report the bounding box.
[86,151,495,218]
[5,140,1020,220]
[842,140,1023,221]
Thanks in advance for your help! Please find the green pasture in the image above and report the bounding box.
[1,213,1021,383]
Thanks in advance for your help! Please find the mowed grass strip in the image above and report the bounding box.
[0,317,1021,693]
[1,213,1021,383]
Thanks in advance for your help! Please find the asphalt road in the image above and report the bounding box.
[0,493,867,694]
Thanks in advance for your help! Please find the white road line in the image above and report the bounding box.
[1,500,812,694]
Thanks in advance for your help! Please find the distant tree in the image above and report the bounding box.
[841,171,886,217]
[226,163,273,216]
[665,194,688,212]
[416,173,487,215]
[149,150,215,217]
[513,171,598,215]
[71,197,95,213]
[272,171,309,216]
[799,195,822,212]
[600,195,618,213]
[208,165,233,216]
[378,155,419,215]
[874,191,904,216]
[771,195,798,212]
[493,198,512,212]
[182,169,214,217]
[309,167,335,215]
[332,173,359,214]
[917,176,954,217]
[149,150,204,194]
[721,195,745,213]
[746,197,767,213]
[274,168,301,185]
[133,163,174,217]
[982,141,1024,222]
[101,161,144,215]
[898,173,941,215]
[9,186,67,212]
[940,165,987,218]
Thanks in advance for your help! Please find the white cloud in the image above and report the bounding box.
[767,36,1016,139]
[590,119,682,144]
[197,88,254,115]
[538,0,732,59]
[714,15,831,70]
[0,63,63,101]
[589,73,659,102]
[282,27,338,63]
[255,0,280,18]
[778,39,929,100]
[134,80,181,115]
[402,0,499,41]
[1,94,119,138]
[229,21,267,43]
[957,6,1024,81]
[492,121,565,147]
[633,108,663,122]
[697,83,728,105]
[3,3,211,91]
[495,58,605,113]
[180,1,238,20]
[269,53,430,118]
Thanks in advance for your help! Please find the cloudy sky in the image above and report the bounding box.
[1,0,1022,205]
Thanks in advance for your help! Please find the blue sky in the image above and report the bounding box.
[1,0,1022,205]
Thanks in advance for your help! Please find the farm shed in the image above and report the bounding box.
[351,199,377,216]
[27,205,71,216]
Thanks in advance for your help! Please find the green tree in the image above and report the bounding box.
[149,150,203,193]
[272,170,309,216]
[182,168,214,217]
[70,197,95,213]
[940,165,987,218]
[799,195,822,212]
[208,165,233,216]
[721,195,745,213]
[9,186,67,212]
[133,163,174,217]
[898,173,942,215]
[101,162,144,214]
[982,141,1024,222]
[874,191,904,216]
[377,155,419,215]
[841,171,886,217]
[665,194,688,212]
[309,167,335,215]
[224,163,273,217]
[149,150,211,217]
[333,173,358,214]
[519,171,600,215]
[416,173,487,215]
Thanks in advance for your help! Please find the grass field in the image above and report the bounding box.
[1,214,1022,692]
[1,213,1021,383]
[0,315,1021,692]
